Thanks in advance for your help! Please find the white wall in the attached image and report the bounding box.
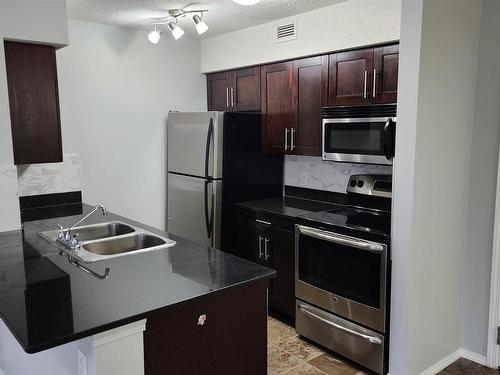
[200,0,401,73]
[390,0,481,374]
[0,0,69,232]
[57,20,206,229]
[462,0,500,358]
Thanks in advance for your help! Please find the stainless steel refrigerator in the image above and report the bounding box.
[167,111,283,250]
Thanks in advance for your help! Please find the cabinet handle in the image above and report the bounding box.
[197,314,207,326]
[226,87,230,108]
[231,87,235,107]
[258,236,263,259]
[264,238,270,260]
[256,219,271,226]
[363,70,368,99]
[372,69,377,98]
[291,128,296,151]
[284,128,289,151]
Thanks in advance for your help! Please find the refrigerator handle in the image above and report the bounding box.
[204,118,214,180]
[204,180,214,241]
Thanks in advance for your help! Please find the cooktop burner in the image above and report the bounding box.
[299,206,391,237]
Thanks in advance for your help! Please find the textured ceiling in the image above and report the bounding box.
[66,0,344,38]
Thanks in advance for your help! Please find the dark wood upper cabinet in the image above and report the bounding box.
[328,48,374,106]
[232,67,260,112]
[373,44,399,104]
[206,67,261,112]
[261,61,294,154]
[4,41,63,165]
[292,56,328,156]
[207,71,231,111]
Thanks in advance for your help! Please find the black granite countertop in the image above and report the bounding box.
[0,204,275,354]
[235,196,341,219]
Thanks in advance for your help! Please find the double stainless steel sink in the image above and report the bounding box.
[39,221,176,263]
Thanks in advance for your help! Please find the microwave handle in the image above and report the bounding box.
[383,118,396,160]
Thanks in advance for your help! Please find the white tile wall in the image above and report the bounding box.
[284,155,392,193]
[0,165,20,231]
[17,154,80,197]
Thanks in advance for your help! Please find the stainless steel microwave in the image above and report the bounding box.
[322,104,397,165]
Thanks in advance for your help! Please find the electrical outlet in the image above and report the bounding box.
[77,348,88,375]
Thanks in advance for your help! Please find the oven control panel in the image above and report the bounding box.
[347,175,392,198]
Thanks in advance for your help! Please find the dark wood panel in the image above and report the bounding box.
[144,281,268,375]
[4,41,63,165]
[268,226,295,317]
[328,49,374,106]
[373,44,399,104]
[261,62,294,154]
[292,56,328,156]
[232,67,260,112]
[206,71,229,111]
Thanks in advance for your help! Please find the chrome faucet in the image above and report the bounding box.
[57,205,108,250]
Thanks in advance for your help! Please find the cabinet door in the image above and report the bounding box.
[261,62,295,154]
[4,41,63,165]
[329,49,374,106]
[373,44,399,104]
[207,72,230,111]
[235,216,269,265]
[268,226,295,317]
[144,281,268,375]
[292,56,328,156]
[231,67,261,112]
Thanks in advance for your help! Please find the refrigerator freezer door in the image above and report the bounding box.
[167,112,224,179]
[167,173,222,249]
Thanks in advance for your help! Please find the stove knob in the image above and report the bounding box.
[350,180,357,187]
[357,180,364,188]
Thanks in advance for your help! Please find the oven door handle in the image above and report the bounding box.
[298,304,382,345]
[297,226,384,252]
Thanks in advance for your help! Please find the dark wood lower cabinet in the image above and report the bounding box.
[144,281,268,375]
[235,209,296,319]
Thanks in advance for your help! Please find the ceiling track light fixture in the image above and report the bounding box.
[147,8,208,43]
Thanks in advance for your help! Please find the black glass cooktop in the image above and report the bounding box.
[299,206,391,237]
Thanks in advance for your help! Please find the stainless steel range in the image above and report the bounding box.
[295,174,392,375]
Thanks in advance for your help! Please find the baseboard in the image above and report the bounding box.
[387,348,488,375]
[419,350,462,375]
[460,348,487,366]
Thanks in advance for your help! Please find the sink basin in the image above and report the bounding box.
[39,221,176,262]
[82,234,166,255]
[69,222,135,241]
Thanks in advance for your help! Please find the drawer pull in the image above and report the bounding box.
[255,219,271,226]
[298,304,381,345]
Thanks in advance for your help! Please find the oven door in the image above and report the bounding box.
[322,117,395,165]
[295,225,387,332]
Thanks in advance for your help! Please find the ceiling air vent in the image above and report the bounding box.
[275,20,297,43]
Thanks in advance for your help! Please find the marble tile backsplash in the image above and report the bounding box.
[284,155,392,193]
[0,165,21,231]
[17,154,81,197]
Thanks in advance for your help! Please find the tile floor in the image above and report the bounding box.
[267,316,372,375]
[268,316,500,375]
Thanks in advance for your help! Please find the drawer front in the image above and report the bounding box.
[296,301,385,374]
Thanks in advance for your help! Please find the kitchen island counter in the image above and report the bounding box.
[0,203,275,354]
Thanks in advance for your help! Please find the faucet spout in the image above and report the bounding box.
[67,204,108,232]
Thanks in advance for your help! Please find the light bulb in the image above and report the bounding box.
[193,15,208,35]
[148,29,161,44]
[168,23,184,40]
[232,0,261,5]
